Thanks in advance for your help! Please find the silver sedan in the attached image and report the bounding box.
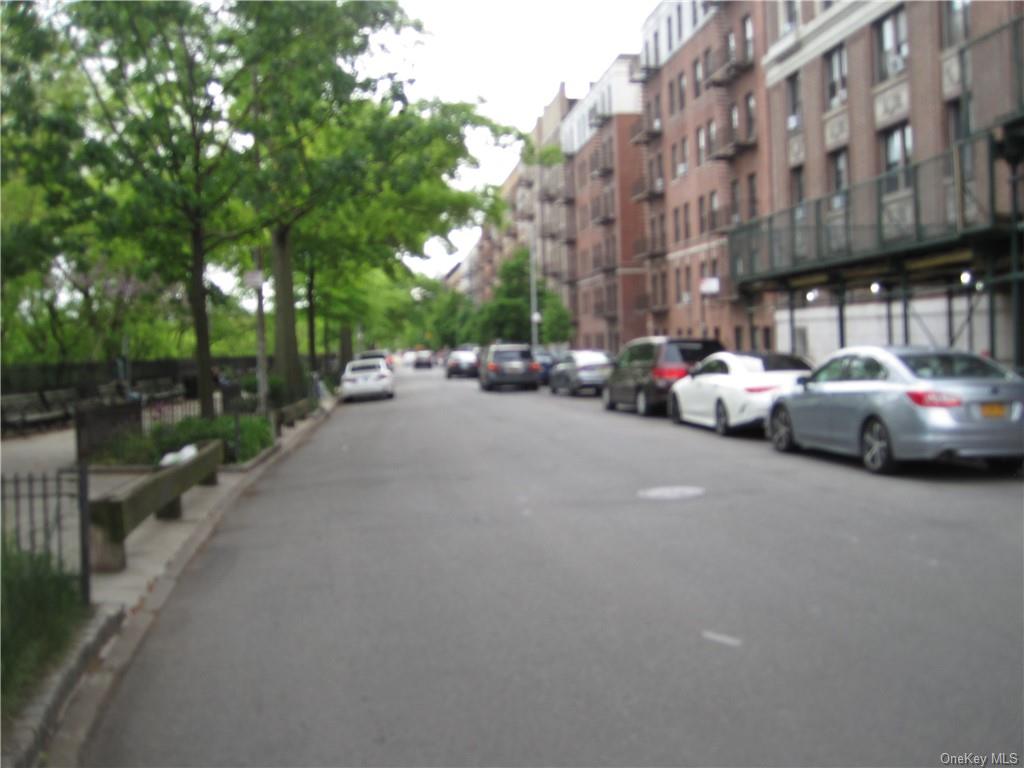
[768,346,1024,474]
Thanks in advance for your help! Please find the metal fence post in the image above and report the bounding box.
[77,462,91,606]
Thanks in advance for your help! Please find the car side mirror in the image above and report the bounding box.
[796,375,809,387]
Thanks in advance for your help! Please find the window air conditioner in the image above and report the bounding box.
[677,163,688,176]
[681,292,692,305]
[653,177,665,192]
[652,117,662,131]
[887,52,905,75]
[787,113,801,131]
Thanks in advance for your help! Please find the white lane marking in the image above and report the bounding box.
[701,630,743,648]
[637,486,706,501]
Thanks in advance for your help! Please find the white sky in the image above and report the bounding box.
[384,0,658,280]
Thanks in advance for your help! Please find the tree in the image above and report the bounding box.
[474,248,570,345]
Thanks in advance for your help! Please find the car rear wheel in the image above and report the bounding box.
[635,388,651,417]
[668,393,683,424]
[714,400,731,436]
[602,386,615,411]
[770,406,796,452]
[987,457,1023,476]
[861,418,896,474]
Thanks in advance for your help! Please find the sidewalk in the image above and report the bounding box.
[0,396,338,768]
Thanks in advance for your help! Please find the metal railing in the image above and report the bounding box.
[729,132,1005,282]
[2,467,91,604]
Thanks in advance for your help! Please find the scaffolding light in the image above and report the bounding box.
[806,289,819,302]
[960,270,973,285]
[870,282,882,295]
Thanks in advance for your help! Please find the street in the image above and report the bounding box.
[83,365,1023,767]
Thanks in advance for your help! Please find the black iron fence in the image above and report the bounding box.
[1,466,91,604]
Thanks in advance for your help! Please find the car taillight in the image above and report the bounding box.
[907,390,963,407]
[528,362,541,372]
[487,362,499,372]
[745,385,778,393]
[652,365,688,381]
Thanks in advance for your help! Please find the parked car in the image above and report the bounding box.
[669,351,813,434]
[768,346,1024,474]
[549,350,613,396]
[340,358,395,402]
[414,350,434,369]
[446,349,479,378]
[356,349,393,370]
[603,336,725,416]
[479,343,541,391]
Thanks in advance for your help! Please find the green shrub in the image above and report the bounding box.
[92,415,273,465]
[1,539,89,721]
[238,374,286,408]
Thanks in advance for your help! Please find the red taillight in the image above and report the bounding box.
[487,362,499,372]
[528,362,541,372]
[745,385,778,394]
[652,365,688,382]
[907,390,963,407]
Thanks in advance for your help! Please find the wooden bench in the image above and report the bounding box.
[1,392,69,434]
[272,398,315,434]
[89,440,223,572]
[134,377,185,404]
[42,388,79,418]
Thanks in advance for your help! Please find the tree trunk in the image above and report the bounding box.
[253,246,270,416]
[271,223,306,404]
[306,261,317,374]
[189,224,215,418]
[339,325,354,369]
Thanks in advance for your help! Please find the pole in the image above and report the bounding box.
[1010,161,1022,370]
[77,462,90,606]
[255,247,269,417]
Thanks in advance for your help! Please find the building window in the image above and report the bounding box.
[671,143,678,178]
[707,120,717,154]
[667,17,673,51]
[726,30,736,62]
[829,149,849,208]
[735,326,744,349]
[786,73,802,131]
[669,78,676,114]
[791,166,805,206]
[699,196,707,233]
[685,265,692,292]
[653,94,662,121]
[653,31,660,67]
[730,103,739,138]
[730,179,740,224]
[684,202,691,239]
[943,0,970,47]
[782,0,798,34]
[946,99,973,179]
[703,49,712,85]
[743,15,754,60]
[675,267,681,302]
[748,173,758,218]
[709,191,719,229]
[881,122,913,192]
[825,44,848,109]
[681,137,688,171]
[677,4,683,38]
[697,127,706,164]
[691,0,697,27]
[877,6,909,82]
[694,59,703,97]
[673,207,681,242]
[678,73,687,109]
[745,93,756,137]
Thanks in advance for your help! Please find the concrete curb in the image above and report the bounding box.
[0,605,124,768]
[20,399,338,768]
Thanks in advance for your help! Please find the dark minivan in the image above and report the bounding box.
[603,336,725,416]
[479,343,542,391]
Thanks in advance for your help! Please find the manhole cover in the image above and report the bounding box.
[636,485,706,501]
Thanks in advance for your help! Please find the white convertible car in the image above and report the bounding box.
[668,351,812,435]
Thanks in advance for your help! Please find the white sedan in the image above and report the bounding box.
[340,359,395,402]
[668,352,812,435]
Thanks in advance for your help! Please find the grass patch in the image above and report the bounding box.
[1,538,89,722]
[92,415,273,466]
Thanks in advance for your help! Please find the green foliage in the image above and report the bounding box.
[1,538,89,721]
[239,373,286,408]
[92,416,273,465]
[541,289,573,344]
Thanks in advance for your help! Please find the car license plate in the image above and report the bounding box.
[980,402,1008,419]
[507,363,524,373]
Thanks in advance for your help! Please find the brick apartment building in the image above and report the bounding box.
[461,0,1023,367]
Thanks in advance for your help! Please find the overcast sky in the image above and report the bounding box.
[384,0,658,280]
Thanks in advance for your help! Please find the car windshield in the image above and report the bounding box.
[898,353,1014,380]
[494,349,531,362]
[664,342,722,363]
[574,351,610,366]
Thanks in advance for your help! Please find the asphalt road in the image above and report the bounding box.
[83,366,1023,767]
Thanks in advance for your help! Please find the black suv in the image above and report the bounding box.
[603,337,724,416]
